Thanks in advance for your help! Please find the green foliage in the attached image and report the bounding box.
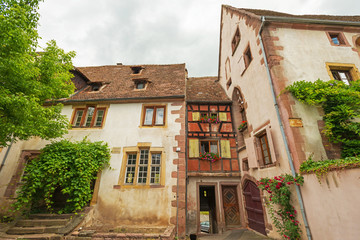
[300,156,360,180]
[287,79,360,157]
[0,0,76,147]
[257,174,304,240]
[13,138,110,214]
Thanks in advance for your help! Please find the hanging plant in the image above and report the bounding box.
[257,174,304,240]
[199,152,221,162]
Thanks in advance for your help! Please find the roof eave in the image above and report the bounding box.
[263,15,360,27]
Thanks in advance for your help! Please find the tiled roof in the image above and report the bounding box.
[224,5,360,22]
[66,64,186,102]
[186,77,231,103]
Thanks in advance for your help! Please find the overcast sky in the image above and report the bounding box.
[37,0,360,77]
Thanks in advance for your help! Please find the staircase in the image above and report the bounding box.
[3,212,85,240]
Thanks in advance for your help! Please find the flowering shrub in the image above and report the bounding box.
[199,152,221,162]
[200,115,220,124]
[238,121,247,131]
[257,174,304,240]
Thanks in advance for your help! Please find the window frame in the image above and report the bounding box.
[326,63,360,85]
[122,148,164,187]
[71,106,107,128]
[231,27,241,54]
[326,32,349,47]
[200,140,219,155]
[244,45,253,69]
[258,132,273,166]
[142,105,166,127]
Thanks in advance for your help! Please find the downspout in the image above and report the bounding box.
[258,16,312,240]
[0,140,14,173]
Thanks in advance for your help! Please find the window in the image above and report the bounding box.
[234,88,246,123]
[231,27,241,54]
[326,32,349,46]
[258,133,272,165]
[226,78,232,90]
[200,140,218,154]
[134,79,148,90]
[188,139,231,158]
[244,45,252,68]
[123,149,163,186]
[244,126,276,168]
[131,66,143,74]
[142,106,165,126]
[71,106,106,128]
[331,70,352,85]
[326,63,360,85]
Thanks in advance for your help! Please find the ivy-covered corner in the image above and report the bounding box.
[257,174,304,240]
[13,138,110,214]
[286,79,360,158]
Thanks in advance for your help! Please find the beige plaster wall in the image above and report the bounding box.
[0,101,182,228]
[301,168,360,240]
[273,27,360,161]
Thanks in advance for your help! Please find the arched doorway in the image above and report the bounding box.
[243,180,266,235]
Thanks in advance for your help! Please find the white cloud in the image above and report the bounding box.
[37,0,360,77]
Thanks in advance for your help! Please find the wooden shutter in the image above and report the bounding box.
[192,112,200,121]
[245,137,258,168]
[266,126,277,164]
[219,112,227,122]
[220,140,231,158]
[189,139,199,158]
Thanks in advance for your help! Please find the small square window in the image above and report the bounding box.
[131,66,143,74]
[142,106,166,126]
[326,32,348,46]
[331,70,352,85]
[200,140,218,154]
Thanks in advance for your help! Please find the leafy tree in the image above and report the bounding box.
[0,0,76,147]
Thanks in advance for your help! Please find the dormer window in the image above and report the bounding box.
[90,82,102,91]
[131,66,143,74]
[133,79,149,90]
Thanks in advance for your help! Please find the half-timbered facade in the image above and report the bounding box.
[185,77,242,235]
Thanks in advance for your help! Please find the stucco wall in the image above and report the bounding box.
[272,26,360,162]
[0,101,183,228]
[301,168,360,240]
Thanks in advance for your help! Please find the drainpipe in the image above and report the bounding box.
[0,140,14,173]
[258,16,312,240]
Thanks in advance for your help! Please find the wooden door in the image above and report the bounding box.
[243,180,266,235]
[222,186,240,226]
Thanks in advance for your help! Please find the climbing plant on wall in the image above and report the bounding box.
[286,79,360,157]
[13,138,110,214]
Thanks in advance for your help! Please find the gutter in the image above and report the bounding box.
[47,95,185,105]
[258,16,312,240]
[262,15,360,27]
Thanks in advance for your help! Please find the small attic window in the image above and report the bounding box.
[326,32,348,46]
[90,82,103,92]
[131,66,143,74]
[133,79,149,90]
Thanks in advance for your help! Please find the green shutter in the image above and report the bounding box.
[189,139,199,158]
[220,140,231,158]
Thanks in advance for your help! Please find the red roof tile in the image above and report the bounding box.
[186,77,231,103]
[67,64,186,102]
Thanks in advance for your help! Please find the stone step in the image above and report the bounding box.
[10,233,63,240]
[16,219,69,227]
[6,226,63,235]
[28,214,74,220]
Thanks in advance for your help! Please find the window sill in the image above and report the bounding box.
[113,184,164,189]
[259,162,277,169]
[71,126,104,130]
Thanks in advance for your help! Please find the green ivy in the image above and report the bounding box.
[300,156,360,180]
[286,79,360,157]
[257,174,304,240]
[13,138,110,214]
